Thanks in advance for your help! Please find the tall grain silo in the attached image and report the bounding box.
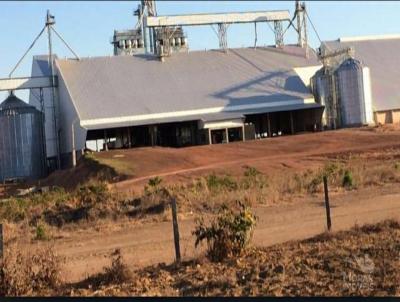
[335,58,367,126]
[311,66,340,129]
[0,92,46,182]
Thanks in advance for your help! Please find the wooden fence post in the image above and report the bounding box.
[171,198,181,263]
[0,224,3,259]
[323,176,332,231]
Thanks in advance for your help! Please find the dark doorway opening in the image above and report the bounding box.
[228,127,242,142]
[211,129,227,144]
[245,108,323,139]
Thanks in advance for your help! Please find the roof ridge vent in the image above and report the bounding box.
[339,33,400,43]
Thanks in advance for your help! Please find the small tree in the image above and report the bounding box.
[144,176,163,195]
[192,201,257,262]
[342,170,354,188]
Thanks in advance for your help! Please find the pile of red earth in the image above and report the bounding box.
[66,220,400,297]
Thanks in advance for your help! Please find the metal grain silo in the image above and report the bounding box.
[311,66,340,129]
[335,58,366,126]
[0,93,46,182]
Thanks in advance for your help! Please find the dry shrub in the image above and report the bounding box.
[76,182,111,206]
[0,244,63,296]
[149,154,400,218]
[78,249,132,290]
[103,249,132,284]
[345,155,400,188]
[127,185,172,218]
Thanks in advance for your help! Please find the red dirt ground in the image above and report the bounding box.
[93,127,400,192]
[4,126,400,284]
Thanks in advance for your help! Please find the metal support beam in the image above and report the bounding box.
[274,20,284,48]
[290,111,295,134]
[296,1,303,47]
[46,10,61,169]
[71,119,77,167]
[218,23,228,52]
[0,76,56,91]
[254,22,258,48]
[296,1,308,52]
[145,10,290,27]
[127,127,132,148]
[303,5,309,58]
[104,130,108,151]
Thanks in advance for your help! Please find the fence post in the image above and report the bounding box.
[171,198,181,263]
[0,224,3,259]
[323,176,332,231]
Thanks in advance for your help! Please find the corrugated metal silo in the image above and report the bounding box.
[335,58,366,126]
[0,93,46,182]
[311,66,339,129]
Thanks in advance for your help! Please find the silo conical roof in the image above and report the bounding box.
[0,94,38,115]
[337,58,363,71]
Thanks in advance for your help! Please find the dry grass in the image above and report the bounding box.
[66,219,400,296]
[169,150,400,214]
[71,249,132,292]
[1,148,400,237]
[0,243,64,296]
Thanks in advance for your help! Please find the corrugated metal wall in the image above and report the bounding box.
[335,58,366,126]
[311,67,339,129]
[0,95,46,182]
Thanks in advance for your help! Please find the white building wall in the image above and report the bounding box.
[55,60,87,156]
[29,56,87,167]
[29,56,58,159]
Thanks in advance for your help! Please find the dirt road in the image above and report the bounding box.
[52,185,400,283]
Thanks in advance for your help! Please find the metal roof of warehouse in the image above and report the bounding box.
[323,36,400,112]
[56,46,320,130]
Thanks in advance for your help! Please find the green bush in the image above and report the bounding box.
[242,166,267,190]
[148,176,162,188]
[35,223,48,241]
[322,162,341,178]
[144,177,163,195]
[0,198,28,222]
[307,175,323,193]
[342,170,354,188]
[206,174,238,192]
[76,182,110,205]
[193,202,257,262]
[243,166,261,178]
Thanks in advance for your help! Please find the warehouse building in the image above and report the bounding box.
[29,45,323,167]
[3,3,399,181]
[27,34,400,169]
